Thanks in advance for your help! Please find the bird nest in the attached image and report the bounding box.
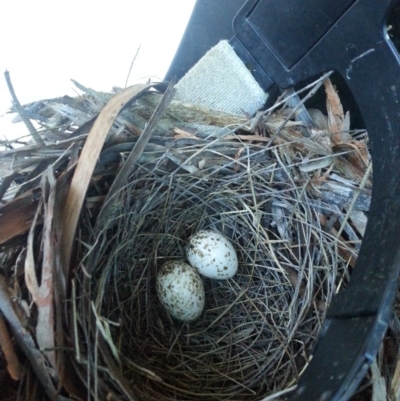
[0,73,376,400]
[84,155,344,400]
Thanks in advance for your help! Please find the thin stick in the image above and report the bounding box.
[125,45,141,88]
[266,71,334,148]
[249,69,334,131]
[0,275,70,400]
[4,70,44,145]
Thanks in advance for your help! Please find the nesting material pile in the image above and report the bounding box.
[1,73,390,401]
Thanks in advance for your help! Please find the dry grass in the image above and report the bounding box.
[78,121,357,400]
[0,75,371,400]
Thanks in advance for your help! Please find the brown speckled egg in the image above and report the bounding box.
[186,230,238,280]
[156,261,205,321]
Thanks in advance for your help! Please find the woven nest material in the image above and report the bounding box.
[0,73,387,401]
[86,153,342,400]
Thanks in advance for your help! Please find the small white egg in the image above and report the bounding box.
[156,261,205,321]
[186,230,238,280]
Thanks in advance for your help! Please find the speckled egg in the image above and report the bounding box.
[186,230,238,280]
[156,261,205,321]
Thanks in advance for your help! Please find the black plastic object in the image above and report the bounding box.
[166,0,400,400]
[164,0,247,83]
[233,1,400,399]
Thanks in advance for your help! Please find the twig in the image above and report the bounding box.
[284,87,314,132]
[125,45,141,88]
[4,70,44,146]
[0,275,71,400]
[249,70,334,132]
[266,70,334,148]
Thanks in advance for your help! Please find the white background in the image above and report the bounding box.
[0,0,195,139]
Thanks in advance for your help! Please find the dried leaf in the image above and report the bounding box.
[95,82,176,231]
[36,168,57,367]
[334,155,372,187]
[23,169,58,368]
[61,83,154,274]
[371,359,386,401]
[343,110,351,134]
[333,140,370,175]
[390,353,400,400]
[0,189,41,244]
[325,79,352,144]
[0,315,22,380]
[24,203,41,302]
[349,210,368,237]
[46,103,92,126]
